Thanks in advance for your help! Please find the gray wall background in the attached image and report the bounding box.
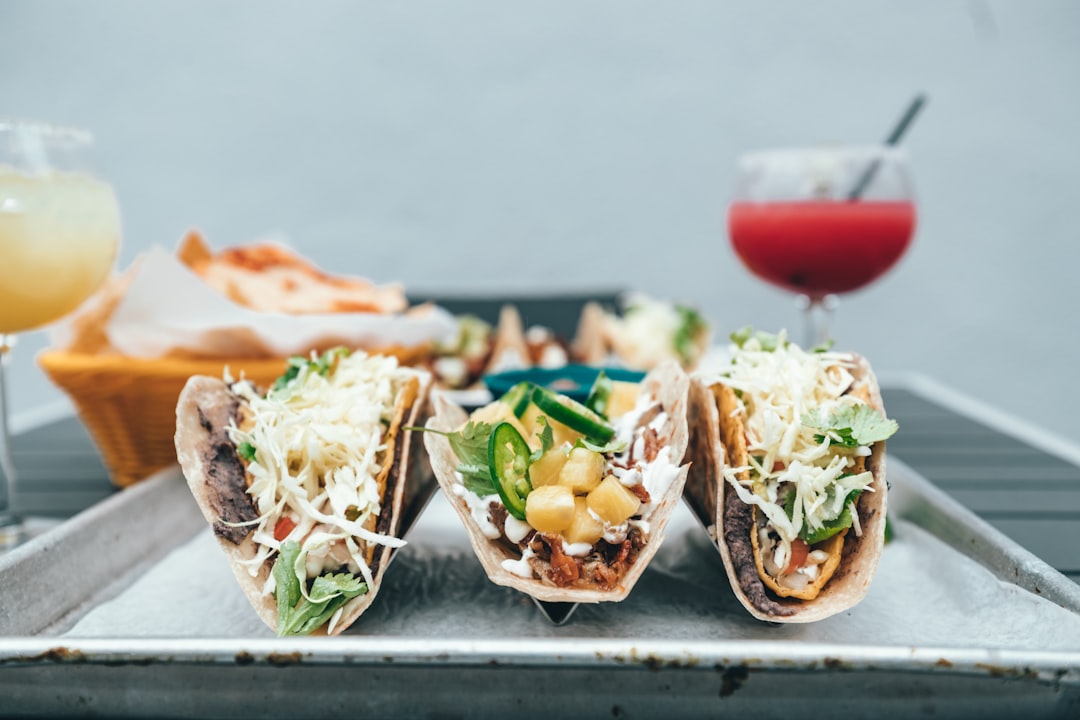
[2,1,1078,441]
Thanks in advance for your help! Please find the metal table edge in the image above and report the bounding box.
[877,371,1080,468]
[0,637,1077,682]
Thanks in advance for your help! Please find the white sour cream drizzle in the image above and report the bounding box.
[501,545,536,578]
[639,446,681,517]
[504,514,532,544]
[563,542,594,557]
[452,481,502,540]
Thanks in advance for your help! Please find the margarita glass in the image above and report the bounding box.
[0,119,120,548]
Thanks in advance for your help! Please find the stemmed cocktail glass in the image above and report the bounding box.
[727,145,917,348]
[0,119,121,549]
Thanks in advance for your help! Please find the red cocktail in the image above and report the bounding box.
[728,200,916,300]
[728,146,917,346]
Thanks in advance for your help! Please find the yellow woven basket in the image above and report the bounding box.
[37,351,289,488]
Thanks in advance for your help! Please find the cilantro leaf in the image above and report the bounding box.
[729,326,785,352]
[457,463,497,496]
[673,305,707,365]
[406,422,498,496]
[270,347,351,394]
[802,405,899,447]
[270,356,307,393]
[447,421,494,468]
[529,416,554,463]
[311,346,350,376]
[237,441,257,463]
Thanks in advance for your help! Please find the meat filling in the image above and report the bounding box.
[196,402,259,545]
[722,483,794,618]
[523,528,643,590]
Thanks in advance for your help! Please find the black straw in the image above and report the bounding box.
[847,93,927,200]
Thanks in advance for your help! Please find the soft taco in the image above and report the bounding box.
[422,362,691,603]
[425,304,550,391]
[685,328,896,622]
[572,293,710,371]
[174,348,433,635]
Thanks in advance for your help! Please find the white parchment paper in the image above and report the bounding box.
[57,245,457,358]
[63,495,1080,649]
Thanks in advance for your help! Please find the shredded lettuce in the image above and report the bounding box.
[785,488,863,544]
[272,540,369,636]
[270,347,351,395]
[273,541,303,633]
[573,436,630,455]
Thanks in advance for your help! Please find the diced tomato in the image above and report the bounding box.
[772,460,786,473]
[785,539,809,574]
[274,516,297,541]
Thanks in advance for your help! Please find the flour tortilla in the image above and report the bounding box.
[570,301,609,365]
[424,361,691,603]
[684,355,888,623]
[174,367,433,635]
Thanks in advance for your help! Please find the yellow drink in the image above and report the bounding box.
[0,166,120,334]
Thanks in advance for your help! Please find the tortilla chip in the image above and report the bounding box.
[176,229,214,269]
[179,231,408,315]
[486,304,530,372]
[570,301,610,365]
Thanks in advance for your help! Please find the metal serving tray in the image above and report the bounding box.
[1,457,1079,719]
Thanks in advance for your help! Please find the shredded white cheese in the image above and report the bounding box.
[713,331,876,580]
[227,351,419,599]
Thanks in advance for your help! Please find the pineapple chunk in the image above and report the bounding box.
[521,402,584,448]
[467,401,532,447]
[564,497,604,545]
[557,447,604,494]
[606,381,641,419]
[530,445,569,487]
[526,485,576,533]
[549,419,585,448]
[587,475,641,525]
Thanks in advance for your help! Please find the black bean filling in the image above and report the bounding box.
[197,402,259,545]
[723,483,794,617]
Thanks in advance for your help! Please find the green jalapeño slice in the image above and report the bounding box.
[584,370,613,419]
[488,421,533,521]
[499,381,535,418]
[531,385,615,445]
